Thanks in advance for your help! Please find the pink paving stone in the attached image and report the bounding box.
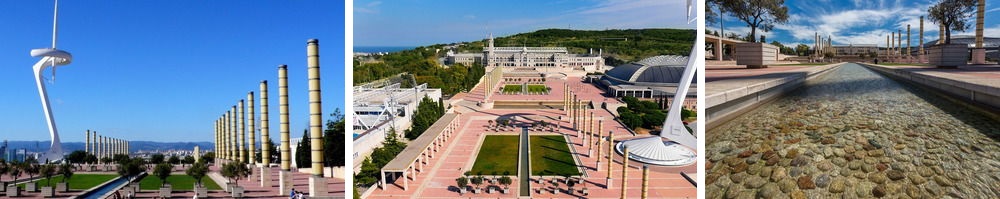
[365,77,697,199]
[128,164,345,198]
[706,65,810,82]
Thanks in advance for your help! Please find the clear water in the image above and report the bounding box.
[76,176,129,199]
[706,63,1000,198]
[519,127,531,197]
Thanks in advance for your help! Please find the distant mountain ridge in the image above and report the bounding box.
[1,141,213,153]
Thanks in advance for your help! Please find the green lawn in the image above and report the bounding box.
[139,175,222,190]
[17,174,118,190]
[502,85,522,93]
[526,85,548,93]
[470,135,519,176]
[530,135,580,176]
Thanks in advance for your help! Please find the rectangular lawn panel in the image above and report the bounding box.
[470,135,519,176]
[502,85,522,93]
[18,174,118,190]
[530,135,580,176]
[139,174,222,190]
[526,85,547,93]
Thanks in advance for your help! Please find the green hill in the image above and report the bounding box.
[353,28,695,95]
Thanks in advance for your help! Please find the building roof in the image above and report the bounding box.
[382,113,459,171]
[604,55,694,85]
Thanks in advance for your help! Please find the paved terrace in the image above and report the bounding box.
[862,63,1000,111]
[367,77,697,198]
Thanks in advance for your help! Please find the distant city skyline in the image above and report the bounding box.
[0,1,344,142]
[710,0,999,48]
[353,0,697,46]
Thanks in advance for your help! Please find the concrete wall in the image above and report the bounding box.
[734,43,779,68]
[706,63,844,130]
[862,63,1000,111]
[927,44,968,67]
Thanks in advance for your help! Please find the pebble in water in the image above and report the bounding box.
[707,64,1000,197]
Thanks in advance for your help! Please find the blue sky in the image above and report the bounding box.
[0,1,343,142]
[353,0,698,46]
[710,0,1000,48]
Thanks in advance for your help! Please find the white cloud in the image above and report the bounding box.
[355,1,382,14]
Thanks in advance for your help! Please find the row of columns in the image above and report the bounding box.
[381,114,459,191]
[212,39,326,196]
[84,130,129,160]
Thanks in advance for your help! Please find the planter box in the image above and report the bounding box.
[56,182,68,192]
[194,186,209,198]
[40,186,54,197]
[734,43,779,68]
[502,188,509,194]
[25,182,37,192]
[159,187,172,198]
[6,186,20,197]
[231,186,244,198]
[927,44,968,68]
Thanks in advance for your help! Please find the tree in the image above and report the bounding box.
[182,156,195,166]
[39,164,56,187]
[150,154,165,164]
[717,0,790,43]
[0,160,9,180]
[795,44,811,56]
[186,162,208,187]
[24,161,39,182]
[456,177,469,194]
[118,157,145,182]
[499,176,512,190]
[59,162,74,183]
[153,163,173,187]
[220,161,251,185]
[9,162,23,183]
[324,109,346,167]
[168,156,181,165]
[255,138,278,164]
[295,129,311,168]
[202,152,215,164]
[470,176,484,191]
[84,154,98,165]
[66,150,87,164]
[927,0,977,44]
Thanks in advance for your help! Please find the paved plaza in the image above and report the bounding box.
[366,75,697,198]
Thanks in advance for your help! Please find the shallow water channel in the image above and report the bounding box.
[706,63,1000,198]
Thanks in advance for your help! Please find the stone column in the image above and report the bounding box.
[891,32,895,57]
[194,146,201,163]
[886,34,890,58]
[620,146,629,199]
[224,111,231,161]
[248,92,256,165]
[85,130,90,155]
[973,0,987,64]
[920,16,925,62]
[91,131,97,157]
[306,39,327,197]
[260,80,272,187]
[715,36,723,61]
[907,24,911,60]
[641,164,649,199]
[231,105,238,161]
[239,100,246,163]
[572,95,578,129]
[278,64,293,195]
[605,132,614,188]
[897,29,902,58]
